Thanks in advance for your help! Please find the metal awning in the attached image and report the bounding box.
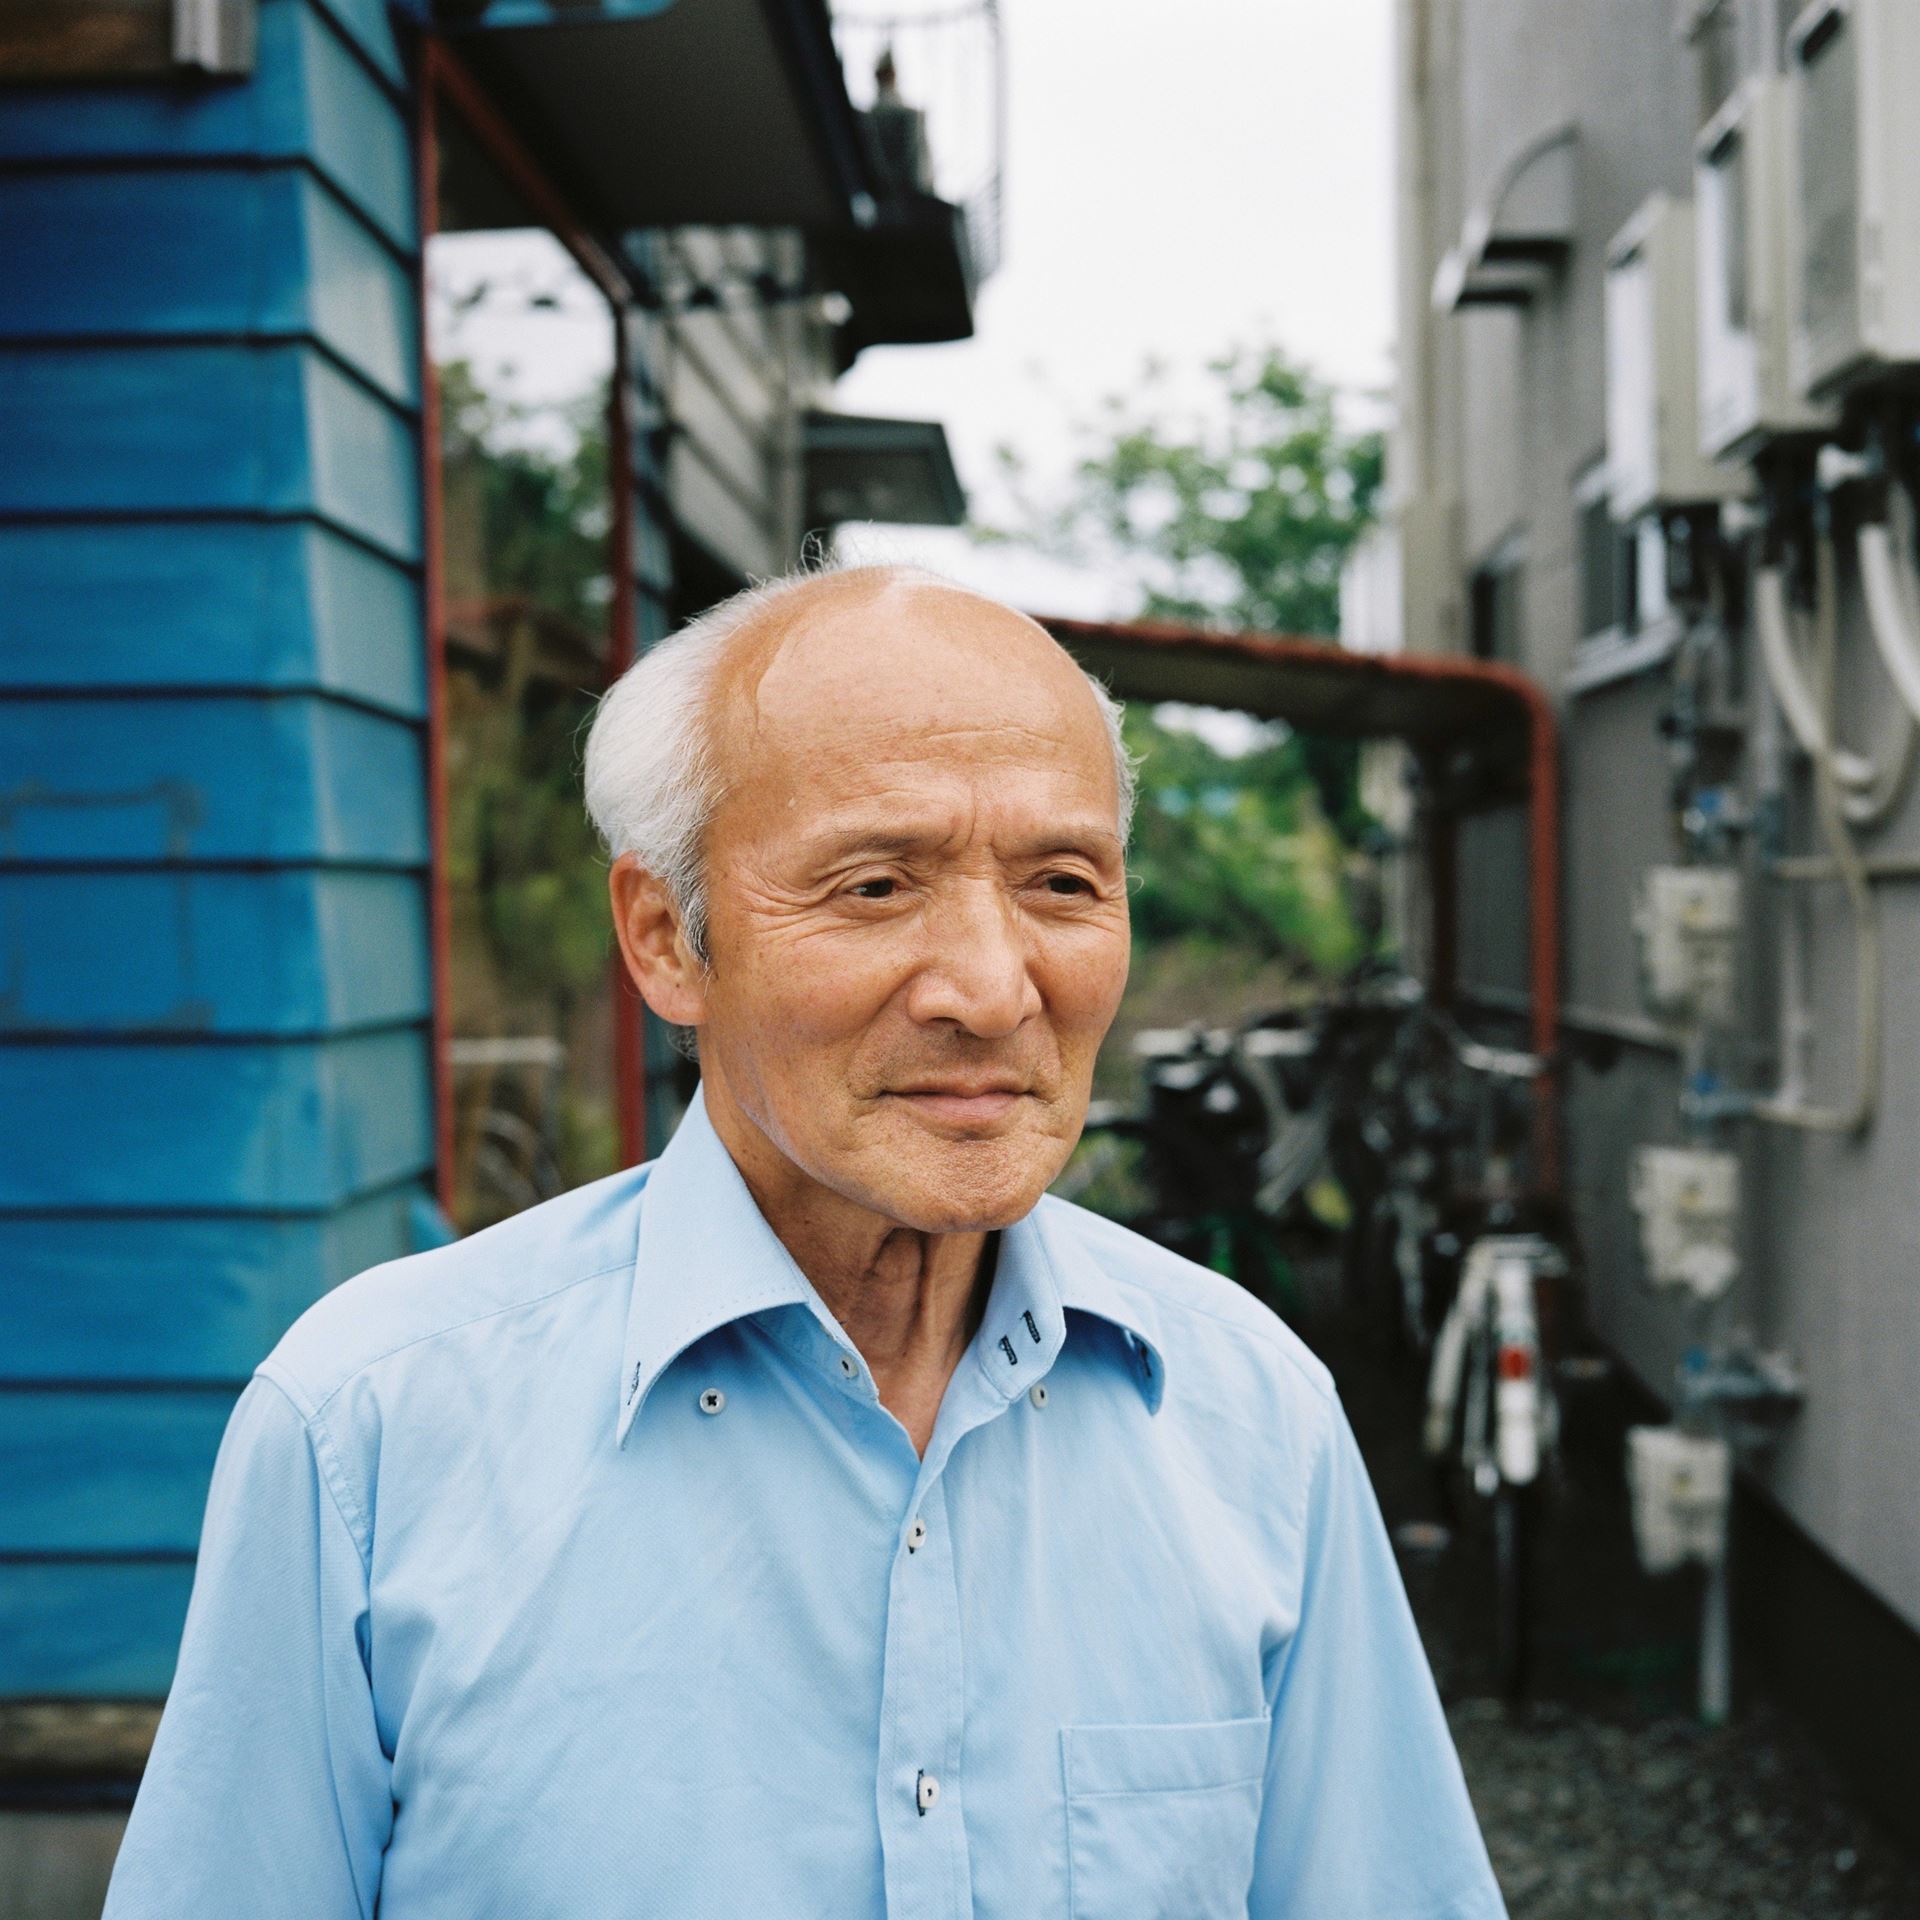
[1035,612,1563,1188]
[1432,123,1579,312]
[436,0,874,230]
[804,412,965,528]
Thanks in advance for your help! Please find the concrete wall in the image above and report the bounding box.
[649,227,832,585]
[1393,0,1920,1634]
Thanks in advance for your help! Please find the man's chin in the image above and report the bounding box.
[858,1123,1069,1235]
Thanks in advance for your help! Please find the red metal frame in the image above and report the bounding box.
[414,61,455,1215]
[1037,615,1563,1193]
[416,38,649,1206]
[606,313,647,1164]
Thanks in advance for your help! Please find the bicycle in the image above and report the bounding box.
[1304,978,1582,1704]
[1408,1029,1574,1706]
[1061,1018,1326,1316]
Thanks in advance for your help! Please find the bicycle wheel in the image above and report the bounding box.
[1492,1481,1535,1709]
[1348,1190,1403,1350]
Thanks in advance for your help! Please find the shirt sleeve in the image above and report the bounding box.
[1249,1390,1508,1919]
[103,1373,393,1920]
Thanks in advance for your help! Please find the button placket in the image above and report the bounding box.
[875,1471,972,1916]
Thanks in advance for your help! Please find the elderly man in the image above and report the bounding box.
[106,565,1505,1918]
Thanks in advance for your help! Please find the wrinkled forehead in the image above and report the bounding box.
[707,579,1120,811]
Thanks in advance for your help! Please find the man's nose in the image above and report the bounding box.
[904,882,1043,1038]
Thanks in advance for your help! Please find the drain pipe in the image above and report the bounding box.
[1855,505,1920,728]
[1752,566,1914,826]
[1751,527,1882,1134]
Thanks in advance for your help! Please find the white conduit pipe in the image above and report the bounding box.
[1752,564,1915,828]
[1753,533,1881,1135]
[1856,521,1920,723]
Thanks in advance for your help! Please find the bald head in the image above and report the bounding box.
[583,563,1135,963]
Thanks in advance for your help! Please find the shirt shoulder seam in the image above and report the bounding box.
[250,1366,377,1574]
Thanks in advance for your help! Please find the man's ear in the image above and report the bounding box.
[609,856,709,1027]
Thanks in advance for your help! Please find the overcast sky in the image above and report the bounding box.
[430,1,1397,620]
[834,0,1396,613]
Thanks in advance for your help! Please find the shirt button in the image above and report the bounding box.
[698,1387,725,1415]
[1029,1382,1049,1409]
[838,1353,859,1379]
[906,1517,927,1553]
[916,1770,940,1815]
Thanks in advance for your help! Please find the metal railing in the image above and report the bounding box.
[832,0,1005,282]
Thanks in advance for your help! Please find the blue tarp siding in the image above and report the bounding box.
[0,0,433,1697]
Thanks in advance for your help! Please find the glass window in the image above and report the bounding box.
[1469,536,1526,666]
[427,105,634,1231]
[1574,462,1641,644]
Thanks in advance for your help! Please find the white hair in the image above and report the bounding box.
[582,561,1137,964]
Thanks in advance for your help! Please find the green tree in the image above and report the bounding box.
[985,342,1383,992]
[1121,704,1366,981]
[989,343,1382,842]
[439,359,611,630]
[1043,344,1382,639]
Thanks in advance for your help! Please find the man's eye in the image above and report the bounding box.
[1044,873,1094,896]
[851,878,897,900]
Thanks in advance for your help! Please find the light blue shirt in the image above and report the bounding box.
[106,1085,1506,1919]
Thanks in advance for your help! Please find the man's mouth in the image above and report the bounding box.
[885,1082,1033,1125]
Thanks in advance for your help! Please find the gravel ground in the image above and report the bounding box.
[1451,1699,1920,1919]
[1289,1266,1920,1920]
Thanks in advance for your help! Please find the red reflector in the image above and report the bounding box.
[1497,1345,1534,1382]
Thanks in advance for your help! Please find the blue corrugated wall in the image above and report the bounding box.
[0,0,435,1696]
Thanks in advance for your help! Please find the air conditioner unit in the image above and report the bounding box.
[1696,76,1837,460]
[1788,0,1920,399]
[1607,195,1748,522]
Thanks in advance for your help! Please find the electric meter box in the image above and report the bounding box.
[1627,1426,1732,1574]
[1696,76,1837,459]
[1606,195,1748,521]
[1631,1145,1741,1302]
[1788,0,1920,399]
[1635,865,1742,1027]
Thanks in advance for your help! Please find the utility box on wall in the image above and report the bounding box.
[1606,195,1747,522]
[1788,0,1920,398]
[1696,75,1836,459]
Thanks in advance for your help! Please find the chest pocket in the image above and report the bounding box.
[1062,1716,1269,1920]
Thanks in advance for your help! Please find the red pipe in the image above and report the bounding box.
[1523,669,1563,1194]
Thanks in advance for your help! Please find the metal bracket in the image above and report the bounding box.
[173,0,255,74]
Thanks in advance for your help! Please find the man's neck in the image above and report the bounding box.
[699,1075,994,1457]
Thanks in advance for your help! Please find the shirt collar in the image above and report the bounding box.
[615,1086,1168,1446]
[616,1084,816,1446]
[1028,1197,1169,1415]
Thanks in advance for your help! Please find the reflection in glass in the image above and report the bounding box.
[429,221,621,1229]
